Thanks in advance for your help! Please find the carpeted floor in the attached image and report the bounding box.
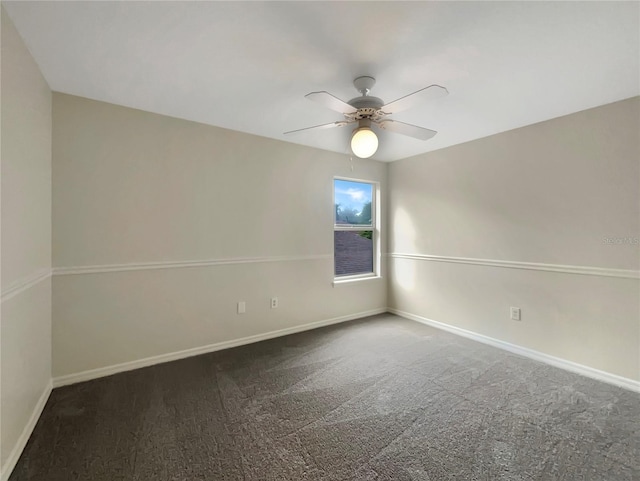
[10,314,640,480]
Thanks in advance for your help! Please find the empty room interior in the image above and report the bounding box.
[1,2,639,480]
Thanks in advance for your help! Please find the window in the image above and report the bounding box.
[334,178,377,279]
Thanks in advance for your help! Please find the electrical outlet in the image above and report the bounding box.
[271,297,278,309]
[510,307,521,321]
[237,301,246,314]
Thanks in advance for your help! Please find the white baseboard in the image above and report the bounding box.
[388,308,640,394]
[1,381,52,481]
[53,308,387,388]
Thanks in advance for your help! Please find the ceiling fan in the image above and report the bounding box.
[284,76,448,158]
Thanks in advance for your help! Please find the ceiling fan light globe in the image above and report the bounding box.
[351,127,378,159]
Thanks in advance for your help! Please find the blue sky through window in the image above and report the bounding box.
[334,179,372,211]
[334,179,373,224]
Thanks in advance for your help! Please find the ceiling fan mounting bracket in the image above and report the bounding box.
[353,76,376,96]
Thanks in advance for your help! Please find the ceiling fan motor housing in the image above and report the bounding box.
[346,96,385,121]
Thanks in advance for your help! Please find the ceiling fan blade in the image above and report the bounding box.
[375,119,437,141]
[381,85,448,114]
[305,91,358,114]
[283,120,351,135]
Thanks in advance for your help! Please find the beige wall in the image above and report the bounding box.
[52,93,387,377]
[0,6,52,476]
[49,94,640,383]
[389,98,640,381]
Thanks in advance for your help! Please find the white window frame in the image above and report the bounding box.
[333,176,380,283]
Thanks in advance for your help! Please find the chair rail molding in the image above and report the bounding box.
[388,253,639,279]
[53,254,334,276]
[1,269,52,303]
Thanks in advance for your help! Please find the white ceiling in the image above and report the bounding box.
[4,1,639,162]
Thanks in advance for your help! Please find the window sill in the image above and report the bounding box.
[333,275,382,286]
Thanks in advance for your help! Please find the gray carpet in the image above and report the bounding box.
[10,314,640,480]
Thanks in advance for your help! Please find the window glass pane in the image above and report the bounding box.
[334,179,373,225]
[334,230,374,276]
